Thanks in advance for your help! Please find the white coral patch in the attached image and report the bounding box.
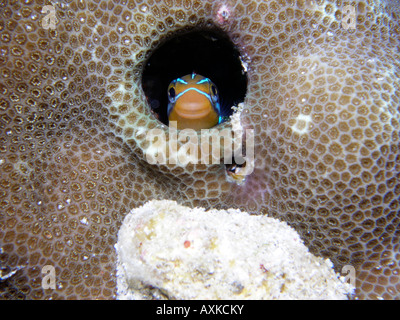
[291,114,312,134]
[115,200,354,300]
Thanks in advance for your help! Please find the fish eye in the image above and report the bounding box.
[168,86,176,101]
[211,85,217,96]
[210,84,218,103]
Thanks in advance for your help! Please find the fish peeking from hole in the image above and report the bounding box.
[167,73,222,130]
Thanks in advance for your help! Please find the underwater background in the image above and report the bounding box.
[0,0,399,299]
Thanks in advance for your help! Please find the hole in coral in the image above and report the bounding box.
[226,157,250,184]
[142,27,248,127]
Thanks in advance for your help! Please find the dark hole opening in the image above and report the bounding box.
[142,27,248,126]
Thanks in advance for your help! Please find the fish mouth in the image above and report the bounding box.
[174,91,214,119]
[174,105,213,119]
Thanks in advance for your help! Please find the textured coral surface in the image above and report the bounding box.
[0,0,399,299]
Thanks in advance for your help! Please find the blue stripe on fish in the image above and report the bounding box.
[176,78,188,84]
[175,87,212,102]
[196,78,209,84]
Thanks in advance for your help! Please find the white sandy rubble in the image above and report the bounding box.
[115,200,354,300]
